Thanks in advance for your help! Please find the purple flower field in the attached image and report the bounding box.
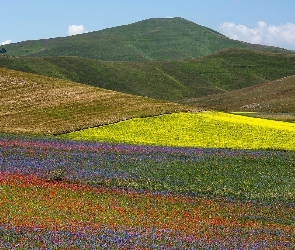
[0,133,294,248]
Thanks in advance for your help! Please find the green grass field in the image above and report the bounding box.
[192,75,295,113]
[1,49,295,104]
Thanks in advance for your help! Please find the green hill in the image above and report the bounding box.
[0,68,189,135]
[2,18,289,61]
[188,75,295,113]
[1,49,295,102]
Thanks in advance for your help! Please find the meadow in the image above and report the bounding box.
[192,75,295,113]
[2,13,295,247]
[1,68,295,247]
[2,49,295,103]
[1,133,295,248]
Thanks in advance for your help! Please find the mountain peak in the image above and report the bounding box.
[4,18,289,61]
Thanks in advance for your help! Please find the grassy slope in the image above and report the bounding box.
[2,18,289,61]
[1,49,295,103]
[190,75,295,113]
[60,112,295,151]
[0,68,189,135]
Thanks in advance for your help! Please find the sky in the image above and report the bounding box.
[2,0,295,50]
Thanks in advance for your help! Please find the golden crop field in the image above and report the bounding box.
[60,111,295,150]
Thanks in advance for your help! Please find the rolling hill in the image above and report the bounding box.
[0,68,190,135]
[1,49,295,102]
[189,75,295,113]
[1,18,290,61]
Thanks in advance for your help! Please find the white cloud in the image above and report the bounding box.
[1,40,12,45]
[165,16,174,18]
[67,25,87,36]
[220,21,295,49]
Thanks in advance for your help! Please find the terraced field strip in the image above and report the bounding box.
[0,68,189,134]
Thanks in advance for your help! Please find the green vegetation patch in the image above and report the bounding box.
[3,18,289,61]
[1,49,295,102]
[192,75,295,113]
[60,111,295,151]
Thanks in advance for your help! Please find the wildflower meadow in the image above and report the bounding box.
[1,132,294,248]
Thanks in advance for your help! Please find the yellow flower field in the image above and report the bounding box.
[60,112,295,150]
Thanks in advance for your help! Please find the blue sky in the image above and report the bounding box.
[2,0,295,49]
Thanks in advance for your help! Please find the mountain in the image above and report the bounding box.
[0,68,189,135]
[188,75,295,113]
[2,18,290,61]
[1,49,295,102]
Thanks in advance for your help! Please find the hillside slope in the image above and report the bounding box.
[0,68,188,135]
[2,18,289,61]
[1,49,295,102]
[190,75,295,113]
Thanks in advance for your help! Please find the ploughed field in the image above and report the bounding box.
[1,111,295,248]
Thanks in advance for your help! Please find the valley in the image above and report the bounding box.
[1,17,295,248]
